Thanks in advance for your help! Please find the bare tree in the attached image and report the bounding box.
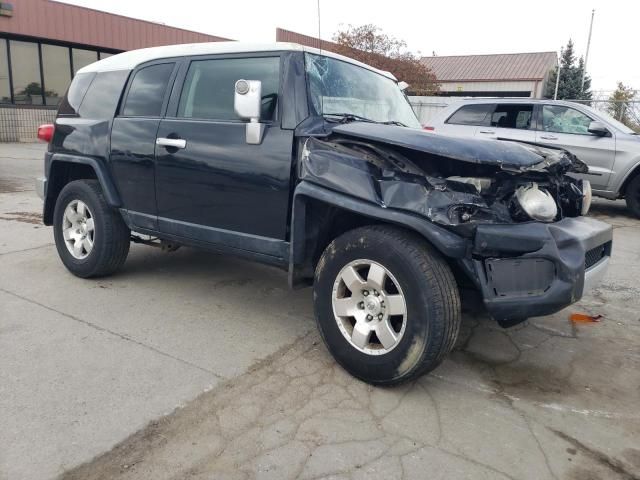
[332,24,439,95]
[607,82,639,131]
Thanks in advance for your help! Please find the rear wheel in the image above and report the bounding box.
[313,225,461,385]
[53,180,130,278]
[625,174,640,218]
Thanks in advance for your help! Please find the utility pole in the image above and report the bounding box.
[554,49,562,100]
[581,9,595,96]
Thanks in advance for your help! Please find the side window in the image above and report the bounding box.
[446,104,493,126]
[122,63,174,117]
[58,72,96,115]
[491,104,533,129]
[78,70,129,119]
[177,57,280,121]
[542,105,593,135]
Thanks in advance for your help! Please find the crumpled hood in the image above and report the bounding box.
[331,122,575,171]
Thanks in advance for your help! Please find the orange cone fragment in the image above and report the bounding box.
[570,313,603,323]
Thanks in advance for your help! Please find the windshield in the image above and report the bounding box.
[304,53,421,129]
[578,103,636,134]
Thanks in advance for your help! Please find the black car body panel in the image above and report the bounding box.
[472,216,612,323]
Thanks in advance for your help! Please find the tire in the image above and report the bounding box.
[313,225,461,386]
[53,180,130,278]
[625,174,640,218]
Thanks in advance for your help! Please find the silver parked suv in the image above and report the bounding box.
[427,99,640,217]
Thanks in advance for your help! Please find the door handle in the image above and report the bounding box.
[539,135,558,140]
[478,130,495,134]
[156,137,186,149]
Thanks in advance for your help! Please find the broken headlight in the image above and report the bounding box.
[581,179,592,215]
[513,183,558,222]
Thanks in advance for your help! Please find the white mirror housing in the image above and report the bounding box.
[234,79,265,145]
[588,121,610,137]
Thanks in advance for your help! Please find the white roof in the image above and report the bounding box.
[77,41,396,80]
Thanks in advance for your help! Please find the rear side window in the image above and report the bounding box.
[122,63,175,117]
[58,72,95,115]
[177,57,280,121]
[78,70,129,119]
[446,104,493,126]
[491,104,533,129]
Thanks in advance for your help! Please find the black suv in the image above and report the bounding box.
[37,42,612,385]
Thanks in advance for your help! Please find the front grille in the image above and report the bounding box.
[585,243,609,269]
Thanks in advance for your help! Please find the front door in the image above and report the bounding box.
[154,54,293,258]
[536,104,616,190]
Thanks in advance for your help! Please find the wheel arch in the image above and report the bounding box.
[43,154,121,225]
[288,181,469,288]
[618,157,640,197]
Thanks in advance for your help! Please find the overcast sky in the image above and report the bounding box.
[61,0,638,93]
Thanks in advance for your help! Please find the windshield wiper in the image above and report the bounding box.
[381,120,408,127]
[322,113,378,124]
[323,113,407,127]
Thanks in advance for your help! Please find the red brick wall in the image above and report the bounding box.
[0,0,230,50]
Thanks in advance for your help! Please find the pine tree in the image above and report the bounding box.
[545,40,592,100]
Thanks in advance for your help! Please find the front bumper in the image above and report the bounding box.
[472,216,612,323]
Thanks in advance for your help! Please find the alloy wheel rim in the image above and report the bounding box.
[331,259,407,355]
[62,200,95,260]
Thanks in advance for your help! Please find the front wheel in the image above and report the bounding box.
[53,180,130,278]
[313,225,461,385]
[625,174,640,218]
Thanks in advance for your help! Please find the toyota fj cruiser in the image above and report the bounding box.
[37,42,612,385]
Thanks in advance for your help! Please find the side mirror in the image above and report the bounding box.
[588,121,610,137]
[234,79,265,145]
[398,81,410,92]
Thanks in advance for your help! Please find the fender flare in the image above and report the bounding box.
[616,157,640,195]
[47,153,122,207]
[288,181,469,287]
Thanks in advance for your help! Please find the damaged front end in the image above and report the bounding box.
[299,122,591,238]
[297,121,612,326]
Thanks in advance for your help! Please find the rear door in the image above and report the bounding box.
[154,53,293,258]
[109,61,177,230]
[536,104,616,189]
[476,103,537,143]
[437,103,493,138]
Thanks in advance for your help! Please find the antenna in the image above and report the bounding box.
[317,0,324,115]
[317,0,322,56]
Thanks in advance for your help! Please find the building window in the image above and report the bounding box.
[72,48,98,74]
[0,40,10,103]
[10,40,44,105]
[42,44,71,106]
[0,37,119,106]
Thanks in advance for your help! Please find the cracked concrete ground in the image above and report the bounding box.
[2,144,640,480]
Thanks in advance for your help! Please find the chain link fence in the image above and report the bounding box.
[0,105,57,142]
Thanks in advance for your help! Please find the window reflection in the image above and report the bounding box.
[178,57,280,121]
[10,40,43,105]
[42,44,71,106]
